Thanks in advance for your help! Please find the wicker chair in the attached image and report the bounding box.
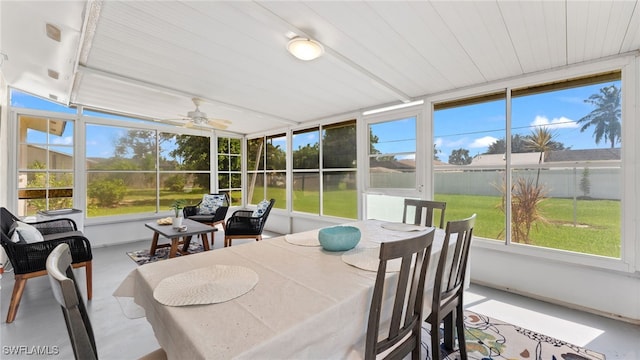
[0,207,93,323]
[224,199,275,247]
[183,193,230,231]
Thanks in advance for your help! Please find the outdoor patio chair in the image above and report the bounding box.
[402,199,447,229]
[183,193,230,231]
[0,207,93,323]
[424,214,476,360]
[224,199,275,247]
[365,230,435,360]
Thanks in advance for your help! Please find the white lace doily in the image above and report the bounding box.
[341,246,401,272]
[285,230,321,247]
[153,265,258,306]
[380,222,431,232]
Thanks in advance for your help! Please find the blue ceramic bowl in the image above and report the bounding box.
[318,226,361,251]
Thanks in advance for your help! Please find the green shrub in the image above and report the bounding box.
[88,178,127,207]
[164,174,186,192]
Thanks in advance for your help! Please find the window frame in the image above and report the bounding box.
[427,56,636,273]
[14,111,76,215]
[216,134,243,206]
[7,96,216,223]
[363,107,425,198]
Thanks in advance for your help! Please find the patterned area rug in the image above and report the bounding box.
[126,242,205,265]
[422,310,606,360]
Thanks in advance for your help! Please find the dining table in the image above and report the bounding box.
[113,219,456,360]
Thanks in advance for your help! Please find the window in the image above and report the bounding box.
[290,121,358,218]
[246,134,286,209]
[368,117,417,189]
[159,132,211,210]
[16,114,75,216]
[86,125,157,217]
[85,125,212,218]
[218,136,242,205]
[433,92,507,242]
[292,127,320,214]
[433,72,622,258]
[322,121,357,219]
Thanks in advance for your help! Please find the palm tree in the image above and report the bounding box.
[577,85,621,148]
[525,127,555,187]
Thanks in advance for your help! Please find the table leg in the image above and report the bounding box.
[182,235,193,252]
[201,233,210,251]
[169,237,180,258]
[149,232,160,256]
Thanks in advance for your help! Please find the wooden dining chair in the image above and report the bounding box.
[47,244,167,360]
[402,199,447,229]
[365,230,435,360]
[424,214,476,360]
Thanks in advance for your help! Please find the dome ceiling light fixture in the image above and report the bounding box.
[287,37,324,61]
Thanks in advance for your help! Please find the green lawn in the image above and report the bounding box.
[87,188,620,258]
[87,188,206,217]
[435,193,620,258]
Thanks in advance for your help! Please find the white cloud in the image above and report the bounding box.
[434,138,443,147]
[469,136,498,148]
[52,136,73,145]
[397,154,415,160]
[530,115,578,129]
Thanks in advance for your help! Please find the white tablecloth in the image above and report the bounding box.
[114,220,448,360]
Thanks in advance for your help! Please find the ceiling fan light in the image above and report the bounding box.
[287,37,324,61]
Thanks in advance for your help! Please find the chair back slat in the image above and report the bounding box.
[365,230,435,360]
[402,199,447,228]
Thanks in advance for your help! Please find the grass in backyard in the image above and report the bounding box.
[86,187,620,258]
[435,193,620,258]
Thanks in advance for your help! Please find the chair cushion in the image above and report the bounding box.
[11,221,44,243]
[8,221,21,243]
[252,199,271,217]
[188,214,216,223]
[200,195,226,215]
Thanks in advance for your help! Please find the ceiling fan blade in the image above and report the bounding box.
[207,120,229,129]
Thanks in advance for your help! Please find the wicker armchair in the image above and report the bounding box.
[183,193,230,231]
[224,199,275,247]
[0,207,93,323]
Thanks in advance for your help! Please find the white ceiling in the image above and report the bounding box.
[1,1,639,134]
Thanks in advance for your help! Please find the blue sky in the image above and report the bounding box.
[434,81,620,161]
[12,81,620,163]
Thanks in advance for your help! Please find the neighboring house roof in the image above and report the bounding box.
[470,153,540,166]
[544,148,621,162]
[467,149,621,166]
[370,159,415,172]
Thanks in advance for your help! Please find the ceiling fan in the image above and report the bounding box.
[171,98,231,130]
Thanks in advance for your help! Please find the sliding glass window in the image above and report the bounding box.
[290,120,358,218]
[433,71,622,258]
[85,124,212,218]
